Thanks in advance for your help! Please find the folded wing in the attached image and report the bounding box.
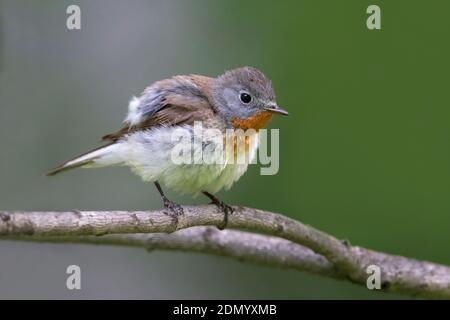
[102,75,216,142]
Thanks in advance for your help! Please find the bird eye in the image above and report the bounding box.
[239,92,252,104]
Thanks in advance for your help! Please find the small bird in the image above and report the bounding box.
[47,67,288,228]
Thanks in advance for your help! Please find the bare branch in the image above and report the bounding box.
[10,227,337,277]
[0,206,449,299]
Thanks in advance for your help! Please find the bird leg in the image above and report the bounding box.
[154,181,184,217]
[202,191,233,230]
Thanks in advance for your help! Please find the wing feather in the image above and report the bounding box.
[102,75,216,142]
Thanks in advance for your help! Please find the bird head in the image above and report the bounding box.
[212,67,288,130]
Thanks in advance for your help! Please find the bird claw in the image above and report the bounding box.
[163,199,184,217]
[201,191,233,230]
[209,200,233,230]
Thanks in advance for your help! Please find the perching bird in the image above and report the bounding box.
[47,67,288,228]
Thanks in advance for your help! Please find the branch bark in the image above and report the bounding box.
[0,206,449,299]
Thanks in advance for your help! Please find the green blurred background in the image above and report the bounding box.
[0,0,449,299]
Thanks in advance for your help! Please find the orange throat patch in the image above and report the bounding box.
[231,111,273,130]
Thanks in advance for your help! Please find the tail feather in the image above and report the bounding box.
[46,142,123,176]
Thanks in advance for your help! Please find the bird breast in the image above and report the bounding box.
[123,125,260,195]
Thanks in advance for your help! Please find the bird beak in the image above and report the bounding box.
[265,104,289,115]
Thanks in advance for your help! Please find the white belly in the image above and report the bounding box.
[121,126,259,195]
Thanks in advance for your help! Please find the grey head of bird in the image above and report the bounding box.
[211,67,288,130]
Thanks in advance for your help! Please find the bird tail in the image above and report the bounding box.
[46,142,125,176]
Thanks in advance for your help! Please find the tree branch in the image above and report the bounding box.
[8,227,337,278]
[0,206,449,299]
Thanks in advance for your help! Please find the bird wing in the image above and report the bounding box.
[102,75,217,142]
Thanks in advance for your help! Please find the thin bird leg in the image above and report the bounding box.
[154,181,184,216]
[202,191,233,230]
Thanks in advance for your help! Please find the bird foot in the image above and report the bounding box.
[163,199,184,217]
[207,197,233,230]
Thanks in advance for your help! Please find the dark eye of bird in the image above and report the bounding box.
[239,92,252,104]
